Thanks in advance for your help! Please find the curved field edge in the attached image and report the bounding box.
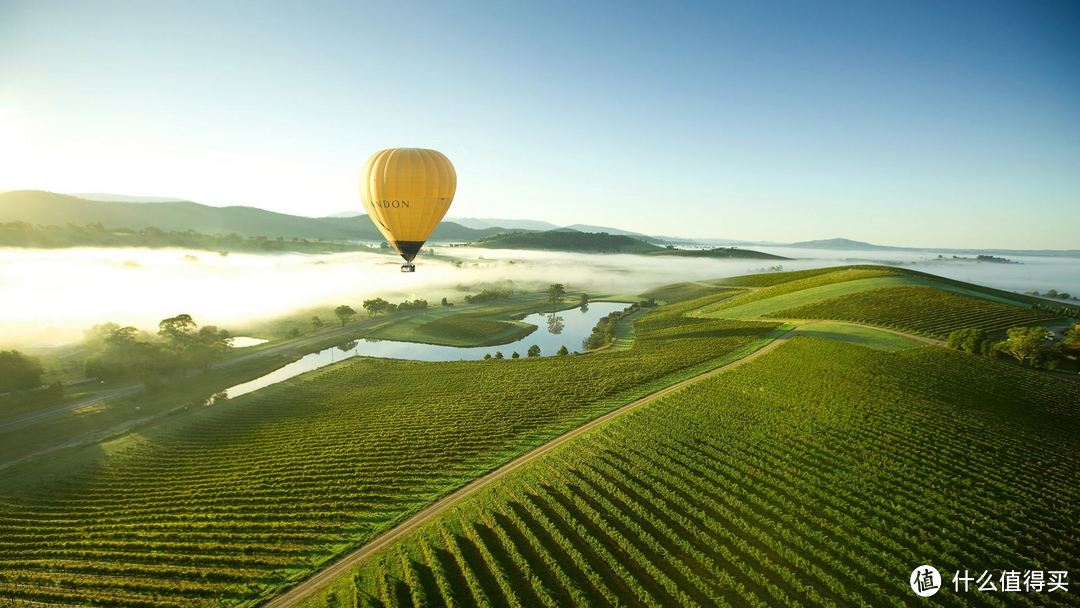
[767,285,1061,338]
[0,287,780,608]
[308,337,1080,607]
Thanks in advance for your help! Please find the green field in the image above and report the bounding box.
[769,285,1062,338]
[791,321,924,352]
[416,315,535,344]
[2,265,1075,608]
[0,287,779,607]
[336,337,1080,607]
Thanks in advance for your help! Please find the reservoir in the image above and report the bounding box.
[222,302,629,399]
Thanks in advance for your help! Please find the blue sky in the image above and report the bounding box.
[1,0,1078,248]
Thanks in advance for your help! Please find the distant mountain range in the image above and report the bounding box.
[474,230,786,259]
[0,191,505,242]
[787,237,1080,257]
[73,193,189,203]
[1,191,1075,256]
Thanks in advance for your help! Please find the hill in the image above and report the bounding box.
[787,237,888,250]
[0,190,504,242]
[648,246,788,260]
[449,217,561,231]
[71,193,188,203]
[474,230,785,258]
[345,336,1080,606]
[473,229,663,253]
[785,236,1080,257]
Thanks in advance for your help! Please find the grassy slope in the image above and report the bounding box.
[0,290,779,607]
[416,316,536,346]
[336,337,1080,607]
[770,285,1061,338]
[792,321,924,352]
[699,266,1064,337]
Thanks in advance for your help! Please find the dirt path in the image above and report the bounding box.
[261,328,797,608]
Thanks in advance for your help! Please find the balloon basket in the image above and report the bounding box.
[400,263,416,273]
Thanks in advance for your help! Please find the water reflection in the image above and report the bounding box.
[221,302,628,399]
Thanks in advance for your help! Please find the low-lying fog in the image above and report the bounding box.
[2,246,1077,348]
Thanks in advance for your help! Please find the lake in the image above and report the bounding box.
[222,302,628,399]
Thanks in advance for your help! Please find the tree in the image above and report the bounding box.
[527,344,541,357]
[494,351,504,360]
[547,283,566,306]
[995,326,1049,366]
[0,350,44,392]
[158,314,196,344]
[335,305,357,326]
[1063,327,1080,356]
[362,298,390,317]
[557,345,569,356]
[191,325,232,369]
[311,316,324,330]
[441,297,450,307]
[511,351,520,359]
[946,328,986,354]
[579,293,590,305]
[483,353,492,360]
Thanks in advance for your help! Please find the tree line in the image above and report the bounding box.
[946,324,1080,370]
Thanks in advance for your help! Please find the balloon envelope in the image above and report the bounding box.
[360,148,457,264]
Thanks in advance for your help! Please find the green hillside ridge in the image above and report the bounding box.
[474,229,786,258]
[338,337,1080,607]
[1,267,1075,607]
[0,221,378,253]
[0,190,504,242]
[0,286,779,607]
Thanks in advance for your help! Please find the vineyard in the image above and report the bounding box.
[768,285,1061,338]
[338,337,1080,607]
[0,287,779,607]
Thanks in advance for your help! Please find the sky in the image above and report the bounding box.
[1,0,1078,248]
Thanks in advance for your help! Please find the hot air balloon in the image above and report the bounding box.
[360,148,457,272]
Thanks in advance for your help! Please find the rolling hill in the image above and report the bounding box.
[473,229,786,258]
[0,191,505,242]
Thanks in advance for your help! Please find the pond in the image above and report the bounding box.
[230,336,269,348]
[221,302,629,399]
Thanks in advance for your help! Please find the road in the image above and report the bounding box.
[0,384,143,431]
[0,320,391,432]
[261,328,797,608]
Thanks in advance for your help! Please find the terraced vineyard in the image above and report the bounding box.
[0,288,779,607]
[768,285,1060,337]
[339,338,1080,607]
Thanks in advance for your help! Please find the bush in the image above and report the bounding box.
[0,350,44,392]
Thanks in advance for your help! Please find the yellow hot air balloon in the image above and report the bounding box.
[360,148,457,272]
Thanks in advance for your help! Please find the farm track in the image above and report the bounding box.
[261,328,797,607]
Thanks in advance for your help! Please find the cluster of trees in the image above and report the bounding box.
[583,303,642,350]
[1027,288,1077,301]
[84,314,232,384]
[464,287,514,304]
[483,344,544,360]
[946,325,1080,369]
[0,350,45,392]
[331,298,434,326]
